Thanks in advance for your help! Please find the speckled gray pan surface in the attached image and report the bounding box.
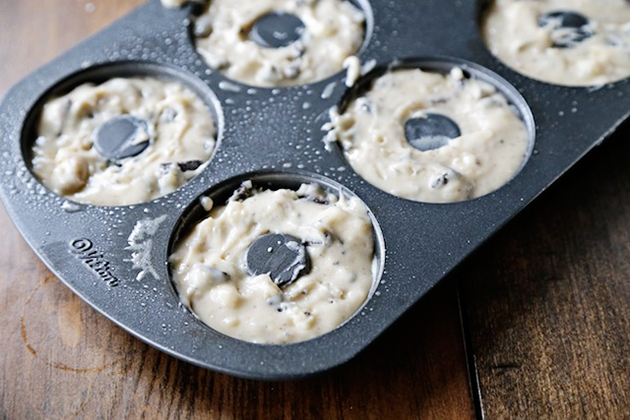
[1,0,629,379]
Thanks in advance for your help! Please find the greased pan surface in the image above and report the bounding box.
[0,0,628,379]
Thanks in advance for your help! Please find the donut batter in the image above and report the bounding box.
[161,0,205,8]
[194,0,365,87]
[324,68,530,203]
[32,77,216,206]
[483,0,630,86]
[169,182,375,344]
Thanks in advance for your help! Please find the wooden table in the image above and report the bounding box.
[1,1,628,418]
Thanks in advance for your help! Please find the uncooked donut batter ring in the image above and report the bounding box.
[193,0,365,87]
[32,77,216,206]
[169,182,375,344]
[483,0,630,86]
[324,67,530,203]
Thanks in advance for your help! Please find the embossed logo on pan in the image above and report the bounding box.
[70,239,119,287]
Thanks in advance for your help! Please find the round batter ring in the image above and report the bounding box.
[482,0,630,86]
[194,0,366,87]
[169,182,376,344]
[325,66,531,203]
[31,76,217,206]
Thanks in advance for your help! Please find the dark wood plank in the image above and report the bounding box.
[0,1,474,418]
[460,121,630,418]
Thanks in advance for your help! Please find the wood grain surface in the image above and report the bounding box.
[0,1,474,419]
[459,122,630,419]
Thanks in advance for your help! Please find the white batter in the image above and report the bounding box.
[32,77,216,206]
[161,0,206,8]
[483,0,630,86]
[169,182,375,344]
[324,68,530,203]
[194,0,365,87]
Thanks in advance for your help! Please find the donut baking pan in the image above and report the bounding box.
[1,0,629,379]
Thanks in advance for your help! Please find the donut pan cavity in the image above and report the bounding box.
[1,0,629,380]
